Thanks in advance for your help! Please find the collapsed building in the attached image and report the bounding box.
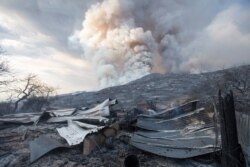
[0,97,248,167]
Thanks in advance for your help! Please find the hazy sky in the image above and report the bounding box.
[0,0,99,94]
[0,0,249,94]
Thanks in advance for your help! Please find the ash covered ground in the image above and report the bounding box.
[0,123,218,167]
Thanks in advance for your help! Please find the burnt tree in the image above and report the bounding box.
[12,74,55,112]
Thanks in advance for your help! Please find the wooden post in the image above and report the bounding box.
[218,90,243,167]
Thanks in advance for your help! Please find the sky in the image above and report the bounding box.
[0,0,250,95]
[0,0,99,94]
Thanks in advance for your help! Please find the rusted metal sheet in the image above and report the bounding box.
[236,112,250,167]
[30,135,67,163]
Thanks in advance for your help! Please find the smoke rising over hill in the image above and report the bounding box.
[70,0,250,88]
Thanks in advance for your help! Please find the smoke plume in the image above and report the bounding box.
[70,0,250,88]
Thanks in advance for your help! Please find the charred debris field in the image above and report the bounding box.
[0,65,250,167]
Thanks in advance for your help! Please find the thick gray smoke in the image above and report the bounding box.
[70,0,250,88]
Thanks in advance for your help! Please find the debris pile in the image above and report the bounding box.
[0,98,119,164]
[130,100,221,158]
[0,96,245,166]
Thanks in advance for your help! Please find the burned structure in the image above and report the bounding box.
[0,65,249,167]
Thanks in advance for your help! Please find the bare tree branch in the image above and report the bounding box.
[11,74,56,112]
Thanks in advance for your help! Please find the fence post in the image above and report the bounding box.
[218,90,243,167]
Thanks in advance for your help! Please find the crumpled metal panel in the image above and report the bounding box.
[131,102,221,159]
[131,130,220,149]
[46,99,116,123]
[137,108,214,131]
[30,135,66,163]
[57,120,104,146]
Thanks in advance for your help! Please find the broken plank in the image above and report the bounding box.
[83,123,119,155]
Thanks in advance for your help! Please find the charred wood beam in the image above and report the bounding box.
[218,90,244,167]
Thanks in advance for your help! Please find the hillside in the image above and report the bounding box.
[50,65,250,112]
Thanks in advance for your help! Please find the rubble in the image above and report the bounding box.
[0,98,120,166]
[0,98,223,166]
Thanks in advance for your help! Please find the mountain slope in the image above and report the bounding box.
[50,65,250,111]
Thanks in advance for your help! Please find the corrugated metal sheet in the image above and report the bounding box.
[75,98,117,117]
[130,126,220,158]
[139,100,198,119]
[137,108,214,131]
[135,126,218,140]
[131,135,218,149]
[130,101,221,159]
[47,99,116,123]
